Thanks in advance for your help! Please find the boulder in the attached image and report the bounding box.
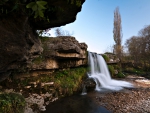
[83,78,96,92]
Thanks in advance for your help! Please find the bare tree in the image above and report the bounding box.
[55,28,64,36]
[104,45,114,53]
[125,25,150,70]
[138,25,150,70]
[125,36,141,63]
[37,28,51,37]
[55,27,73,37]
[113,7,123,61]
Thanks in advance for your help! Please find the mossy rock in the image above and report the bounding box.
[102,54,109,62]
[108,65,115,77]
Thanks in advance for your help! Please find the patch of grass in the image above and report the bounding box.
[0,67,87,98]
[0,93,26,113]
[123,67,145,75]
[54,67,87,95]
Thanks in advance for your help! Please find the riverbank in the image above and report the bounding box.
[43,75,150,113]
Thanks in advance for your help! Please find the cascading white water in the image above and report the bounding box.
[88,51,133,91]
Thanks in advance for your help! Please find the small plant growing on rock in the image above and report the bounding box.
[0,93,26,113]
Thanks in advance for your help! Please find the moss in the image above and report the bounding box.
[0,93,26,113]
[32,55,45,64]
[0,67,87,98]
[39,36,50,42]
[108,65,115,77]
[54,67,87,96]
[102,54,109,62]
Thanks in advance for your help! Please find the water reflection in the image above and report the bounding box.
[42,93,111,113]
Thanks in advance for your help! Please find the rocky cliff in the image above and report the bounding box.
[0,16,43,81]
[0,36,88,79]
[0,0,86,81]
[21,36,88,77]
[0,36,88,112]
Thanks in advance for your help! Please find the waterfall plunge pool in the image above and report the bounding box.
[42,52,134,113]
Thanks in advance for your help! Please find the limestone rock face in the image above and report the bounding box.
[30,36,88,70]
[0,16,43,81]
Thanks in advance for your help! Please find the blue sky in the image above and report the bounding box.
[50,0,150,54]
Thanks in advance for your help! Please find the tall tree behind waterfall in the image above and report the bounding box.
[113,7,123,61]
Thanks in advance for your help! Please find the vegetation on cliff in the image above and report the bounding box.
[54,67,87,96]
[0,93,26,113]
[0,67,87,96]
[0,67,87,112]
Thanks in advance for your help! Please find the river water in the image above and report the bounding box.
[42,91,112,113]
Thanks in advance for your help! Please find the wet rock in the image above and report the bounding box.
[83,78,96,92]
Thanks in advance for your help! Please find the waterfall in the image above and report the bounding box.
[87,51,133,91]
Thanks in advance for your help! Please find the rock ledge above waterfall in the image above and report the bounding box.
[29,36,88,70]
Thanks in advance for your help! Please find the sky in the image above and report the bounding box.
[50,0,150,54]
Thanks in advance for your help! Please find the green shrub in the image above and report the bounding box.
[0,93,26,113]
